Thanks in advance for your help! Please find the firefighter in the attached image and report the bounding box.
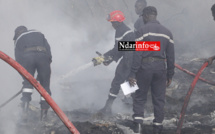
[207,56,215,67]
[134,0,147,32]
[96,10,135,115]
[13,26,52,121]
[115,0,147,107]
[128,6,175,134]
[211,3,215,21]
[207,4,215,68]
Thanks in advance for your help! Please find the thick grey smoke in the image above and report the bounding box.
[151,0,215,59]
[0,0,215,133]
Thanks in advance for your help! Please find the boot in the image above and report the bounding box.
[131,122,142,133]
[21,101,29,113]
[153,124,163,134]
[18,102,29,125]
[41,109,48,121]
[98,96,116,115]
[40,100,50,121]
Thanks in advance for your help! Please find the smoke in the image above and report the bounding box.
[149,0,215,59]
[0,0,215,133]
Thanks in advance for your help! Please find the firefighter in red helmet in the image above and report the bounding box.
[95,10,135,115]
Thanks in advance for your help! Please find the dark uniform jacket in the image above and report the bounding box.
[14,30,52,63]
[104,22,135,78]
[134,16,145,32]
[130,20,175,79]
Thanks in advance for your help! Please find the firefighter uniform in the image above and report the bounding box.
[130,19,175,127]
[98,10,135,115]
[134,16,145,32]
[104,22,135,98]
[14,26,52,110]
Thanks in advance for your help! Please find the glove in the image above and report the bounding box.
[103,55,113,66]
[103,58,113,66]
[128,77,137,87]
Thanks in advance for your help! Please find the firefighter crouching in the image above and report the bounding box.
[13,26,52,122]
[128,6,175,134]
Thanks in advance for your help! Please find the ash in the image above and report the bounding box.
[2,58,215,134]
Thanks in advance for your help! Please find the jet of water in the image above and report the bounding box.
[59,62,94,83]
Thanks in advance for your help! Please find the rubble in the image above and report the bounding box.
[0,0,214,133]
[42,57,215,134]
[1,57,215,134]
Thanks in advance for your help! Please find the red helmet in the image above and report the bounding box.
[107,10,125,22]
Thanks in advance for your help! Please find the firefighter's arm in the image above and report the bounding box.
[103,58,113,66]
[14,42,24,63]
[166,34,175,86]
[92,51,113,66]
[43,36,52,63]
[104,40,124,62]
[206,55,215,66]
[128,51,142,87]
[128,30,145,87]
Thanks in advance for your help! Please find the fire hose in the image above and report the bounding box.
[175,63,215,86]
[0,89,22,109]
[176,62,208,134]
[0,51,80,134]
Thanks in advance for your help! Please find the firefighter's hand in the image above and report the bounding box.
[49,57,52,63]
[103,59,113,66]
[166,78,172,87]
[128,77,137,87]
[206,57,213,67]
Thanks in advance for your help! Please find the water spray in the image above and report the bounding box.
[58,51,111,84]
[60,62,93,80]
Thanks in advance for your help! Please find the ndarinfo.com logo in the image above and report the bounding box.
[118,41,160,51]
